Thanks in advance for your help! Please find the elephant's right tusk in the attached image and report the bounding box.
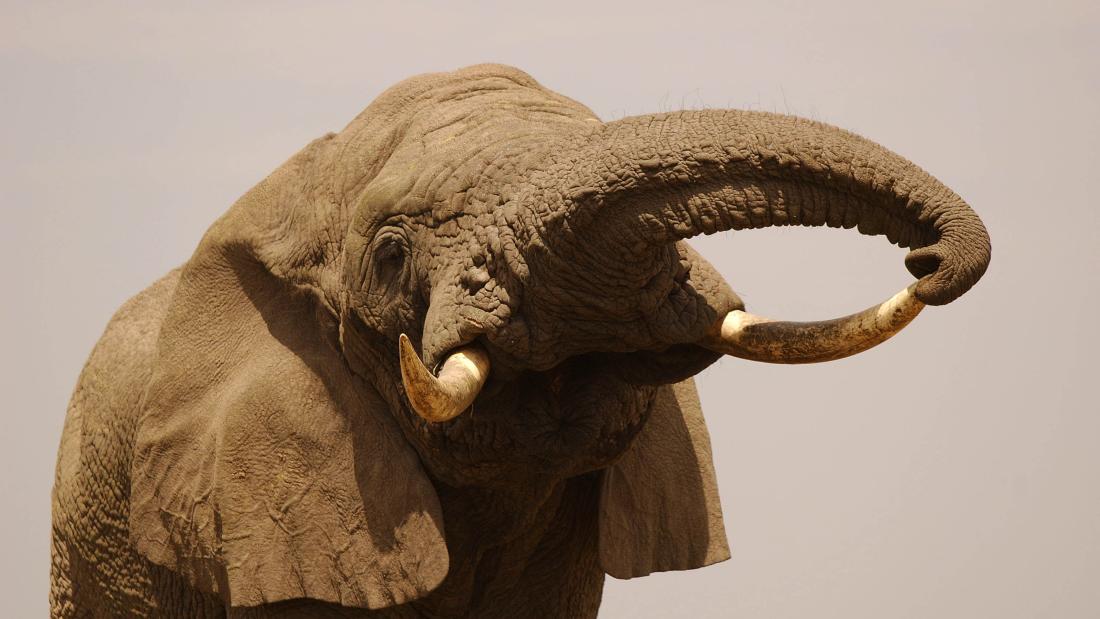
[399,334,491,423]
[701,284,925,364]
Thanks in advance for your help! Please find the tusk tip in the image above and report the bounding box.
[398,332,414,352]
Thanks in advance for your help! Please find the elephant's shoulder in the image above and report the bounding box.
[69,268,184,432]
[56,267,183,490]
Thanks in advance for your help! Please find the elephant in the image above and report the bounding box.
[49,64,990,618]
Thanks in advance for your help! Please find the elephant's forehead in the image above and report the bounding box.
[355,73,596,217]
[395,106,588,200]
[364,64,599,138]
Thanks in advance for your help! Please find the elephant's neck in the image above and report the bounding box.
[413,471,605,617]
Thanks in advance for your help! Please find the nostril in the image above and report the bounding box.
[905,246,943,279]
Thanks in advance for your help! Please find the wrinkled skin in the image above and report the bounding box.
[50,65,990,618]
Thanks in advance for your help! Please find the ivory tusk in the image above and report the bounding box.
[702,284,925,364]
[398,334,491,423]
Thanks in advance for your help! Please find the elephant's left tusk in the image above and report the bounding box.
[399,334,491,423]
[701,284,925,364]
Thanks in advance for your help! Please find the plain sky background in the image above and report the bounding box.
[3,1,1098,616]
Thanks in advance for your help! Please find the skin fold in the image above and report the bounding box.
[50,64,990,618]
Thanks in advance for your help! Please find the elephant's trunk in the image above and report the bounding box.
[534,109,990,307]
[408,110,993,421]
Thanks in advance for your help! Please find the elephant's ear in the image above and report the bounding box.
[129,139,448,610]
[598,378,731,578]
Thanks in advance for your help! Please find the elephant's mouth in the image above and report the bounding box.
[408,346,702,484]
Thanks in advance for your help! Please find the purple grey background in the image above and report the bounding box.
[3,1,1097,616]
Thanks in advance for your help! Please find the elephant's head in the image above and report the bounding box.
[127,65,990,610]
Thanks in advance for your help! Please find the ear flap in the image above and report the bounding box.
[130,144,448,609]
[598,378,730,578]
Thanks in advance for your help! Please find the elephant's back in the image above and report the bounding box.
[50,269,223,618]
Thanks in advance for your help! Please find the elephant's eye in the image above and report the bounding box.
[370,234,409,293]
